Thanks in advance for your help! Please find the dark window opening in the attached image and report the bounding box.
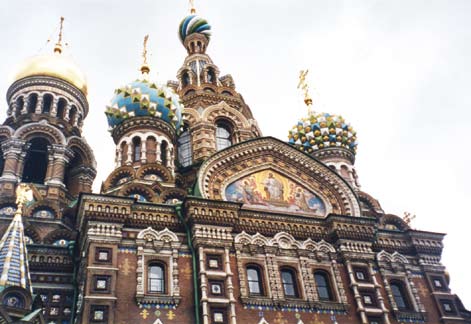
[69,106,77,125]
[390,281,410,310]
[22,138,49,184]
[42,94,53,114]
[133,137,141,162]
[314,270,334,301]
[178,129,192,167]
[182,72,190,87]
[56,98,67,119]
[207,68,216,84]
[281,267,299,298]
[15,97,24,117]
[64,151,84,197]
[148,263,165,293]
[216,122,232,151]
[27,94,38,114]
[247,265,263,296]
[0,140,4,177]
[160,140,168,166]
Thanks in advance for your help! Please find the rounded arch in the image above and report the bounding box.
[24,226,41,244]
[136,163,173,182]
[67,136,97,168]
[26,92,38,114]
[182,108,200,126]
[103,166,136,192]
[14,96,25,117]
[160,188,187,204]
[203,102,250,129]
[119,183,157,202]
[56,97,68,119]
[21,137,50,184]
[25,201,60,219]
[14,121,66,145]
[379,214,410,231]
[43,229,75,245]
[42,93,54,114]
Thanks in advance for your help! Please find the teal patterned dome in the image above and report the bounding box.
[288,112,358,155]
[179,15,211,43]
[105,79,183,131]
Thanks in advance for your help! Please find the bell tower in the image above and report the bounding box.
[168,5,262,166]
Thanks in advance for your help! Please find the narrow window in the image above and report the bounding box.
[27,93,38,113]
[15,97,24,116]
[216,122,232,151]
[160,140,168,166]
[148,263,165,293]
[281,268,298,298]
[314,270,334,301]
[42,93,53,114]
[132,137,141,162]
[56,98,67,119]
[182,72,190,87]
[247,266,263,295]
[69,105,77,124]
[22,138,49,184]
[178,129,192,167]
[390,281,410,310]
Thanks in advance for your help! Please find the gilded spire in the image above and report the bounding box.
[0,184,33,293]
[297,69,313,114]
[54,16,65,54]
[140,34,150,78]
[189,0,196,14]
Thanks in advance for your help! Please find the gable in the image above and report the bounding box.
[197,137,361,216]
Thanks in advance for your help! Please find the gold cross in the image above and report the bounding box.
[189,0,196,14]
[417,282,429,297]
[167,310,176,320]
[142,34,149,66]
[54,17,65,53]
[298,69,313,111]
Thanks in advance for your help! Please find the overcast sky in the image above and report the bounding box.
[0,0,470,308]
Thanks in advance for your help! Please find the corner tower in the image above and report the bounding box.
[169,7,261,166]
[103,36,186,203]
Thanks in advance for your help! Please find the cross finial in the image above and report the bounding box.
[54,16,65,54]
[189,0,196,14]
[402,211,416,226]
[140,34,150,77]
[297,69,313,113]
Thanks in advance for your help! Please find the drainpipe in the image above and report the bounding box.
[175,204,201,324]
[68,240,78,323]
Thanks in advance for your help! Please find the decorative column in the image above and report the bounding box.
[46,145,73,187]
[126,140,132,165]
[51,97,59,117]
[199,246,209,324]
[141,139,147,163]
[156,140,162,163]
[224,247,237,324]
[0,139,26,181]
[35,95,43,114]
[64,104,71,121]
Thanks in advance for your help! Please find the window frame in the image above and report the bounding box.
[246,264,264,296]
[206,254,223,271]
[313,270,335,301]
[90,305,109,323]
[280,267,300,298]
[147,262,166,294]
[95,248,112,264]
[215,120,233,151]
[178,128,192,167]
[92,275,111,293]
[389,280,411,311]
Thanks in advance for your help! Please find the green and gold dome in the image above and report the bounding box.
[288,112,357,154]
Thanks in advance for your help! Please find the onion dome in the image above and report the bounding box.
[105,79,183,131]
[178,15,211,43]
[12,51,87,96]
[288,112,358,154]
[12,17,87,95]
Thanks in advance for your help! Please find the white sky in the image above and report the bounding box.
[0,0,470,308]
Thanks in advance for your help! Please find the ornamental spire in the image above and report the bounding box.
[297,69,313,114]
[0,184,33,293]
[140,34,150,78]
[189,0,196,14]
[54,16,65,54]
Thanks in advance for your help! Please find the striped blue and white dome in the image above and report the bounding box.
[105,79,183,130]
[179,15,211,43]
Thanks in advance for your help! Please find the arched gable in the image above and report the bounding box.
[197,137,361,217]
[14,120,66,145]
[67,136,97,169]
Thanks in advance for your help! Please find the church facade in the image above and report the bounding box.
[0,9,469,324]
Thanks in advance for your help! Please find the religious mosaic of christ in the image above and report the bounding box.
[224,170,326,216]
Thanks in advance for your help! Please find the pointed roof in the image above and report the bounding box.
[0,185,33,293]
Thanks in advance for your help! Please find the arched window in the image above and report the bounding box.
[182,72,190,87]
[56,98,67,119]
[216,121,232,151]
[42,93,53,114]
[246,265,264,296]
[69,105,77,124]
[64,150,84,197]
[3,293,25,309]
[281,267,299,298]
[22,138,49,184]
[314,270,334,301]
[0,139,4,177]
[132,137,141,162]
[15,97,24,117]
[146,136,157,163]
[148,263,165,293]
[390,280,411,310]
[27,93,38,114]
[207,68,216,84]
[178,129,192,167]
[160,140,168,166]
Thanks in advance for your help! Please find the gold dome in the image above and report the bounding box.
[12,51,88,95]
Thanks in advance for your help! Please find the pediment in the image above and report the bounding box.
[197,137,361,217]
